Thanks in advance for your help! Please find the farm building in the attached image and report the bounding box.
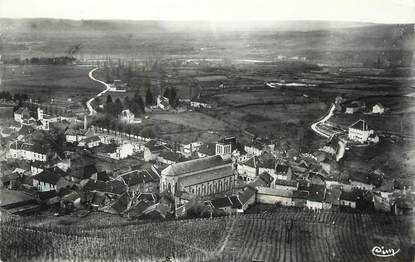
[348,120,378,144]
[160,155,236,198]
[345,101,365,114]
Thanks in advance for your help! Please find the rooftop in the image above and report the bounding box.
[163,155,231,177]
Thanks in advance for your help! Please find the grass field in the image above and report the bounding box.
[0,65,102,100]
[1,207,413,262]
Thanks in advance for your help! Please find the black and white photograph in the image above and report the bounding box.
[0,0,414,261]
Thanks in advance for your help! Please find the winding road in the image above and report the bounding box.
[310,104,336,138]
[87,68,111,115]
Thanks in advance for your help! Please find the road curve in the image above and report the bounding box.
[87,68,111,115]
[310,104,336,138]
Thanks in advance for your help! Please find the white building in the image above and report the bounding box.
[372,103,385,114]
[348,120,375,143]
[9,141,47,162]
[157,96,170,110]
[119,109,135,123]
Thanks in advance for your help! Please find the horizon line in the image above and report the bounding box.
[0,16,414,25]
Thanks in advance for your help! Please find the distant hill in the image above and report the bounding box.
[0,18,413,66]
[0,18,376,35]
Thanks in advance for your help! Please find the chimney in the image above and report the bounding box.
[84,115,87,130]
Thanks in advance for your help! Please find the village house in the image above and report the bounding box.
[244,140,266,156]
[273,179,298,191]
[109,143,134,160]
[197,142,216,158]
[190,100,212,109]
[305,184,327,210]
[208,196,240,214]
[9,141,48,162]
[157,95,170,110]
[65,128,87,143]
[78,135,101,148]
[32,167,71,192]
[349,172,376,191]
[14,107,32,123]
[160,155,236,198]
[256,187,294,206]
[275,163,293,180]
[117,166,161,195]
[157,149,186,165]
[30,160,45,175]
[119,109,135,123]
[143,140,169,162]
[345,101,365,114]
[348,120,378,144]
[339,190,364,209]
[372,103,385,114]
[181,141,202,156]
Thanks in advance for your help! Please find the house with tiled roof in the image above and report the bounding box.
[32,167,71,192]
[197,142,216,158]
[65,128,87,143]
[143,140,169,162]
[117,166,160,194]
[9,141,48,162]
[157,149,186,165]
[305,184,328,210]
[14,107,31,123]
[256,187,294,206]
[78,135,101,148]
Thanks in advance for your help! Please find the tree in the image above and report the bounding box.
[169,87,178,108]
[113,98,123,116]
[106,95,113,104]
[145,88,154,106]
[104,95,114,116]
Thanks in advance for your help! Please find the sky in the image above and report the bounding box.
[0,0,414,23]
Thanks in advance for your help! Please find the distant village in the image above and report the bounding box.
[0,87,413,221]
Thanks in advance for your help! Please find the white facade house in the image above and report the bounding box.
[78,135,101,148]
[348,120,375,143]
[9,141,47,162]
[157,96,170,110]
[109,143,134,160]
[372,103,385,114]
[190,101,212,109]
[119,109,135,123]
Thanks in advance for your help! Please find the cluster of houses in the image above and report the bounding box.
[0,103,413,218]
[344,101,386,115]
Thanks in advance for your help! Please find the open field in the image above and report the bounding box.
[150,112,232,131]
[0,65,102,100]
[0,207,413,261]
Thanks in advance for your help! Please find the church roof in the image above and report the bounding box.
[163,155,230,177]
